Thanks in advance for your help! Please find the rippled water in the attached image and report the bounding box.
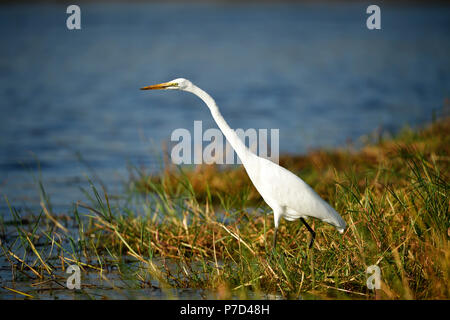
[0,3,449,213]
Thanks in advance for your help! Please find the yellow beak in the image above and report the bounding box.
[140,82,177,90]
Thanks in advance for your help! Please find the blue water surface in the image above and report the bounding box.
[0,3,449,213]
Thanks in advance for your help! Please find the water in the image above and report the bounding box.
[0,3,449,214]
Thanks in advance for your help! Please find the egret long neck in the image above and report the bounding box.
[188,85,250,163]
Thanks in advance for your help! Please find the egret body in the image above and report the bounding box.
[141,78,346,248]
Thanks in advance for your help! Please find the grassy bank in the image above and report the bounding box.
[1,117,449,299]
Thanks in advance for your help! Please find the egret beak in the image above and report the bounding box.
[140,82,177,90]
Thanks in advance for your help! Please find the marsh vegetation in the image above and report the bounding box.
[1,117,449,299]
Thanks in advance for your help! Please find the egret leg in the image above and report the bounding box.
[272,228,278,250]
[300,218,315,249]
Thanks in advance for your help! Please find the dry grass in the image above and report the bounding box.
[1,117,449,299]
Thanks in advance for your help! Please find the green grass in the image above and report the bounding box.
[1,117,449,299]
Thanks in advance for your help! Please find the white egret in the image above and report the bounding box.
[141,78,346,249]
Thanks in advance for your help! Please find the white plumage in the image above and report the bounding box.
[141,78,346,248]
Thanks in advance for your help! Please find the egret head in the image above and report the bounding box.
[140,78,193,91]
